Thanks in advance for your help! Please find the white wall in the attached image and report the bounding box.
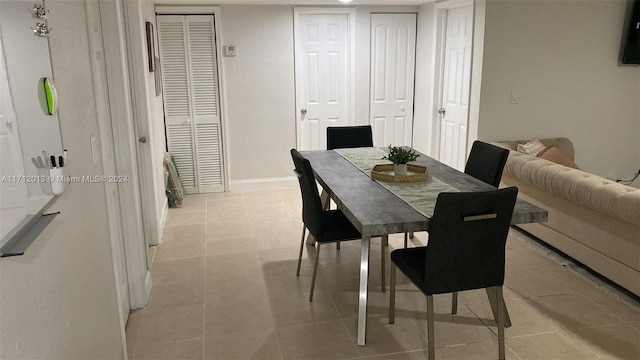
[218,5,417,188]
[219,6,297,184]
[478,0,640,178]
[0,1,124,358]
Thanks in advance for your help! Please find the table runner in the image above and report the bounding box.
[335,147,459,218]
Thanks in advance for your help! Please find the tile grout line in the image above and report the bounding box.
[271,190,295,360]
[202,195,209,360]
[258,192,287,360]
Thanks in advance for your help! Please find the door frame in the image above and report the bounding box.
[293,7,357,149]
[121,0,159,250]
[84,0,130,354]
[95,0,152,311]
[156,5,229,193]
[432,0,478,160]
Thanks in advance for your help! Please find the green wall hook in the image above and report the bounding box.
[41,77,57,115]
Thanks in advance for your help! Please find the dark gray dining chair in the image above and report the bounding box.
[291,149,386,300]
[326,125,375,250]
[464,140,510,188]
[407,140,510,259]
[389,187,518,360]
[326,125,374,150]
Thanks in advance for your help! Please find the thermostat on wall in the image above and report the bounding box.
[224,45,236,57]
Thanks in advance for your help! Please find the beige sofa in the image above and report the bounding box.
[493,137,640,297]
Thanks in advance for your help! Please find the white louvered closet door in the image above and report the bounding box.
[157,15,224,194]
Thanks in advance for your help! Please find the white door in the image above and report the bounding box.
[370,14,417,147]
[295,10,354,151]
[158,15,224,194]
[439,5,473,171]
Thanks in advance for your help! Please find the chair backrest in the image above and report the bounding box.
[464,141,510,187]
[424,187,518,295]
[326,125,374,150]
[291,149,325,237]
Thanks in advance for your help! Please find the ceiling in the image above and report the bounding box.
[152,0,434,6]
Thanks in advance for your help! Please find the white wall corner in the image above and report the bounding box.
[143,270,153,304]
[228,176,298,193]
[153,197,169,246]
[467,0,486,153]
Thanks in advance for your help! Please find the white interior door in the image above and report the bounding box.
[370,13,417,147]
[295,10,354,151]
[439,5,472,171]
[158,15,224,194]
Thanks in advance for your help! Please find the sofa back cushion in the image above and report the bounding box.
[493,137,575,161]
[504,151,640,226]
[538,146,580,169]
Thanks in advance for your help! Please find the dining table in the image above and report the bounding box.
[300,147,548,346]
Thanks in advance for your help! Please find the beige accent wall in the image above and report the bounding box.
[478,0,640,179]
[0,1,123,358]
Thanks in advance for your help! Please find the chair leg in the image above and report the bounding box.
[381,235,387,293]
[336,241,340,250]
[403,233,408,248]
[486,287,512,327]
[389,262,396,324]
[296,227,306,276]
[427,294,435,360]
[451,291,458,314]
[310,243,321,302]
[496,286,505,360]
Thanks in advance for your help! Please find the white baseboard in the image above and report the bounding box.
[228,176,297,192]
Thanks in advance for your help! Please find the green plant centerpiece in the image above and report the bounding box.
[382,145,420,175]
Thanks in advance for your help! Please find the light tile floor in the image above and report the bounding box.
[126,189,640,360]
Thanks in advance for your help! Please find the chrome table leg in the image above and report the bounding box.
[357,235,371,346]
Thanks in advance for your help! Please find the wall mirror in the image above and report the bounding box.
[0,0,64,251]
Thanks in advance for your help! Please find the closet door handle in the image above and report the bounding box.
[138,136,147,144]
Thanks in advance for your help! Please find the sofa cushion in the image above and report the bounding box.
[517,138,547,156]
[493,137,575,161]
[538,145,580,169]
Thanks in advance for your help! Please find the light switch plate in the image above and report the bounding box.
[510,90,519,104]
[90,135,99,164]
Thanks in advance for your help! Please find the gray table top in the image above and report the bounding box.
[301,149,548,237]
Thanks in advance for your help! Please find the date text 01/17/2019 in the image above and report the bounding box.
[0,175,129,184]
